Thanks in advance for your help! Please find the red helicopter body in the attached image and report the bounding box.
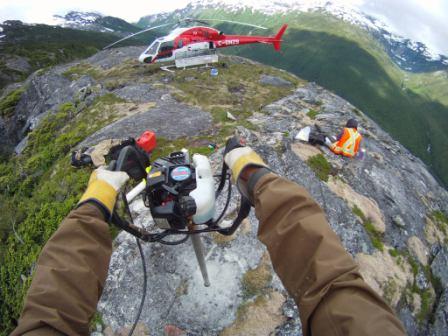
[138,24,288,64]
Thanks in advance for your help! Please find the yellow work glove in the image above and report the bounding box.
[79,167,129,216]
[224,147,269,200]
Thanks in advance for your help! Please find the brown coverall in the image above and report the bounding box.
[12,173,406,336]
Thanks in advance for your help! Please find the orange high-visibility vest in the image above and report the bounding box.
[330,128,362,158]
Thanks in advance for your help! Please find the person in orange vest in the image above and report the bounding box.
[308,119,363,158]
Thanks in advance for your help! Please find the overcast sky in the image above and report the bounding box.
[1,0,447,55]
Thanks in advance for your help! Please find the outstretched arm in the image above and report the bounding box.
[12,168,129,335]
[12,204,112,335]
[253,172,406,336]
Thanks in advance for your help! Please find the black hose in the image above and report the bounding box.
[128,237,147,336]
[120,192,148,336]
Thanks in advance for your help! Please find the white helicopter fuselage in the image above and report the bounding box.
[138,28,213,64]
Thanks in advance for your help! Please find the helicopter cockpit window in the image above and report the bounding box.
[159,41,174,59]
[178,39,183,48]
[160,41,174,52]
[146,42,160,55]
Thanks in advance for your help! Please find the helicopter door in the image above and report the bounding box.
[158,41,174,59]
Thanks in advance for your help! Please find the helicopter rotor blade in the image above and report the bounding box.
[103,23,173,50]
[184,18,267,30]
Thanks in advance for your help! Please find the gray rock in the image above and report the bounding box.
[415,271,429,291]
[259,74,293,87]
[1,69,100,150]
[430,288,448,336]
[282,297,299,319]
[431,247,448,287]
[113,84,165,103]
[5,55,31,73]
[86,46,142,70]
[80,99,213,147]
[392,215,406,228]
[398,306,421,336]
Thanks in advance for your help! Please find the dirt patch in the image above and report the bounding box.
[424,216,446,245]
[291,142,322,161]
[241,253,273,298]
[220,291,285,336]
[407,236,429,266]
[327,176,385,233]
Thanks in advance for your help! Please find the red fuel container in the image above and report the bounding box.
[136,130,157,153]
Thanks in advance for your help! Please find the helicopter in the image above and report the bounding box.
[104,18,288,66]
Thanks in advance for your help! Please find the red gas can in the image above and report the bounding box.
[136,130,157,153]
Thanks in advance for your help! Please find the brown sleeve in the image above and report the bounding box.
[253,173,406,336]
[11,203,112,336]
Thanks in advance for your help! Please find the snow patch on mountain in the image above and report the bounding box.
[52,11,103,28]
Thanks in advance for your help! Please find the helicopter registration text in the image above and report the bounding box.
[216,39,240,47]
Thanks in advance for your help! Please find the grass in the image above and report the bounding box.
[306,108,320,119]
[306,154,332,182]
[0,88,25,117]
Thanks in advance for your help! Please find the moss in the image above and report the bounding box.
[241,261,272,299]
[364,220,384,251]
[306,154,332,182]
[90,312,104,332]
[431,211,448,235]
[352,204,366,222]
[388,248,399,258]
[0,88,25,117]
[352,206,384,251]
[306,109,319,119]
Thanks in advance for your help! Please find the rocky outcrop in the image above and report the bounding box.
[2,47,447,335]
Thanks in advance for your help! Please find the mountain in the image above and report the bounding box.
[52,11,141,36]
[0,47,447,336]
[136,0,448,187]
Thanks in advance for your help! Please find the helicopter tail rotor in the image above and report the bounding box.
[272,24,288,51]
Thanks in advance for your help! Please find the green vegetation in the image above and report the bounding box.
[431,211,448,236]
[0,88,24,117]
[306,154,332,182]
[306,108,320,119]
[241,262,272,299]
[0,94,126,335]
[388,248,399,258]
[352,205,384,251]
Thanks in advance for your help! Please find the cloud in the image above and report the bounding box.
[359,0,448,55]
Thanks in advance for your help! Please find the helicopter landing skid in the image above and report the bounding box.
[160,65,176,73]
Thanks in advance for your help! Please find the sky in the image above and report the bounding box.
[0,0,447,55]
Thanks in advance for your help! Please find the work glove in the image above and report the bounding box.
[224,147,269,202]
[78,167,129,218]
